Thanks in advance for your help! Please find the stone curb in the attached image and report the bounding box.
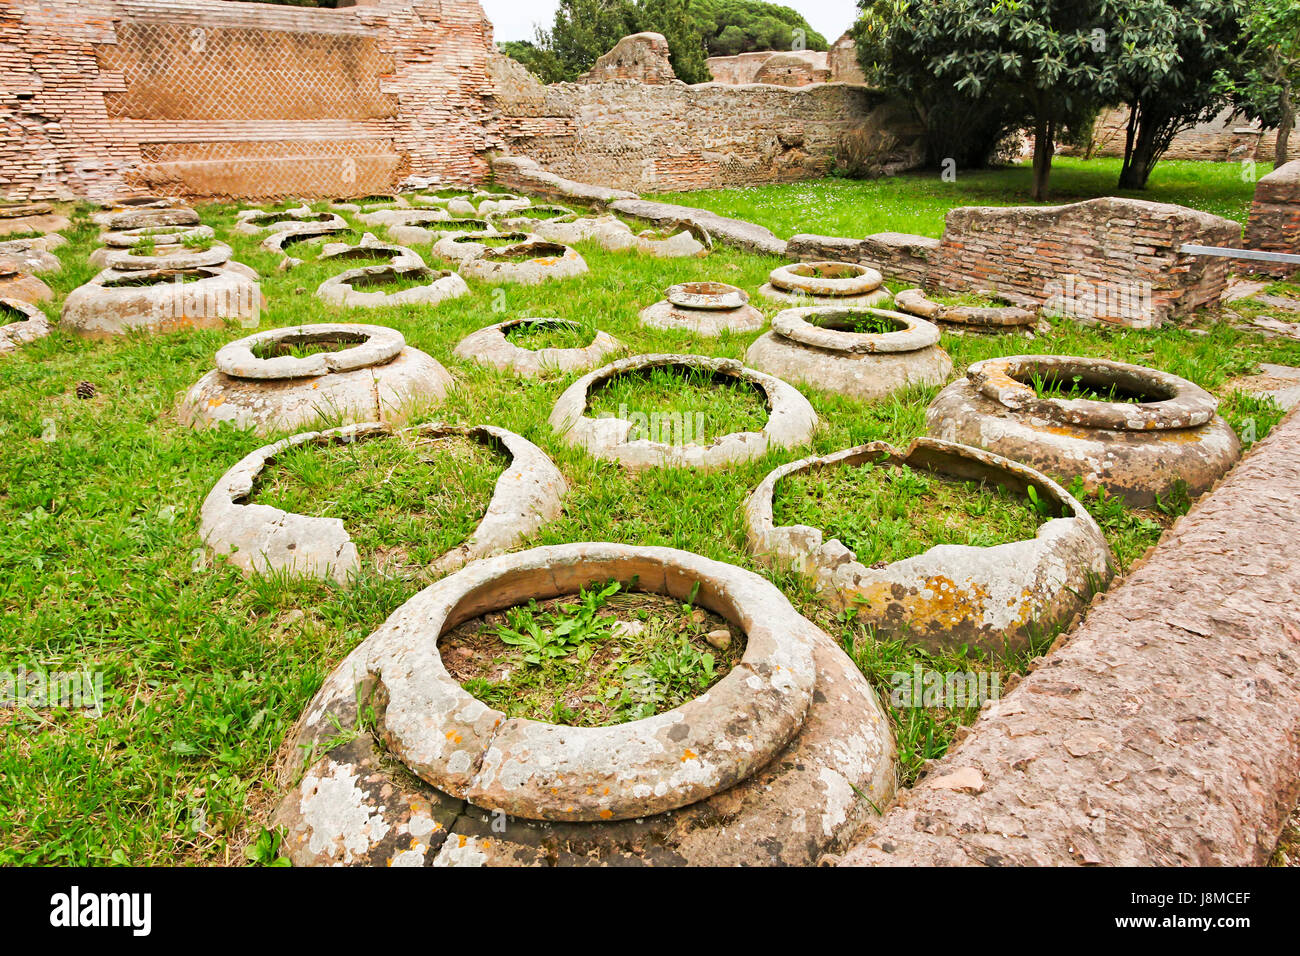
[549,353,818,471]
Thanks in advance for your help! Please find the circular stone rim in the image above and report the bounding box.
[743,436,1114,652]
[366,542,817,822]
[548,352,818,471]
[967,354,1218,431]
[101,224,216,249]
[452,317,623,376]
[769,261,883,296]
[665,281,749,311]
[106,241,233,272]
[215,323,406,380]
[771,305,941,354]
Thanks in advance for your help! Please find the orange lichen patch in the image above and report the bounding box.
[682,749,698,762]
[1040,423,1098,440]
[599,809,613,820]
[847,574,1011,632]
[1155,429,1205,444]
[444,730,461,743]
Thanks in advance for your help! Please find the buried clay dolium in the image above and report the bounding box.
[745,437,1115,654]
[177,322,454,434]
[926,354,1242,506]
[272,543,896,865]
[746,305,952,402]
[453,317,623,377]
[549,353,817,471]
[199,421,566,584]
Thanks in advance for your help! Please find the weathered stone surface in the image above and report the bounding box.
[97,223,215,252]
[234,206,346,236]
[0,297,51,355]
[460,239,588,285]
[317,232,423,271]
[550,353,817,471]
[759,260,891,306]
[316,264,470,308]
[639,282,766,336]
[453,318,623,377]
[531,215,636,249]
[927,355,1241,506]
[842,407,1300,867]
[0,270,54,304]
[490,156,639,208]
[578,32,677,85]
[99,240,241,275]
[792,234,933,278]
[61,265,261,337]
[0,213,70,237]
[488,205,578,231]
[432,230,532,262]
[273,543,897,865]
[894,288,1036,328]
[384,216,491,246]
[259,222,352,270]
[927,198,1241,327]
[610,199,787,256]
[1244,160,1300,277]
[200,421,567,584]
[95,206,199,231]
[1230,363,1300,411]
[746,437,1115,654]
[178,323,453,434]
[0,239,61,276]
[746,306,952,402]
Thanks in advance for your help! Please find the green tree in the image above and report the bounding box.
[640,0,712,83]
[692,1,829,55]
[856,0,1105,199]
[1231,0,1300,166]
[1106,0,1248,190]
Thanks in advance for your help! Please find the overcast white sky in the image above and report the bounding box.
[480,0,859,44]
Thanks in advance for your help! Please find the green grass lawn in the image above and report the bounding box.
[652,157,1269,239]
[0,187,1295,865]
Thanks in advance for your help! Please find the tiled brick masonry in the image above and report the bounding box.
[1,0,502,201]
[1062,105,1277,163]
[925,197,1242,327]
[488,53,919,194]
[1244,160,1300,277]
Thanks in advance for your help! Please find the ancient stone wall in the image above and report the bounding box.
[577,32,676,85]
[1244,160,1300,277]
[1063,105,1277,163]
[926,197,1242,327]
[707,32,862,87]
[490,55,916,193]
[0,0,500,201]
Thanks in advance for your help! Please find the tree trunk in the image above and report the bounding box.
[1117,103,1155,189]
[1031,115,1055,200]
[1276,79,1293,167]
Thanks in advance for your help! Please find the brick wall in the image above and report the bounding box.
[926,197,1242,328]
[490,54,917,194]
[1,0,500,201]
[1244,160,1300,277]
[577,32,676,85]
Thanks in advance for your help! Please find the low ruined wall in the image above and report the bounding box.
[0,0,499,201]
[490,54,919,194]
[926,197,1242,327]
[1064,106,1277,163]
[1245,160,1300,277]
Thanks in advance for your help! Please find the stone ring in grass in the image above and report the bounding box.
[459,238,588,285]
[0,296,50,355]
[198,421,566,584]
[315,263,470,308]
[272,543,897,865]
[639,281,765,336]
[453,317,623,377]
[927,355,1242,506]
[760,260,889,306]
[549,353,817,471]
[893,287,1037,328]
[745,436,1115,654]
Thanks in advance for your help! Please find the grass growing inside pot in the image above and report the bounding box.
[253,432,505,577]
[1027,370,1153,403]
[585,363,770,442]
[2,192,1295,863]
[929,291,1014,308]
[249,333,367,360]
[774,460,1045,565]
[504,320,594,351]
[814,311,902,334]
[440,580,743,727]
